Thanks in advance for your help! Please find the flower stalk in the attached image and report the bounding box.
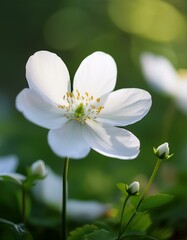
[62,157,69,240]
[117,181,140,239]
[22,186,26,225]
[117,194,130,240]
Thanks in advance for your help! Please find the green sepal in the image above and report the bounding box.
[23,168,46,190]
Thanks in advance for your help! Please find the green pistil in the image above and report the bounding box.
[74,103,85,117]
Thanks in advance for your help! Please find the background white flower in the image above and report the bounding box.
[16,51,151,159]
[0,158,47,186]
[0,155,18,173]
[140,53,187,113]
[0,155,25,185]
[33,166,109,221]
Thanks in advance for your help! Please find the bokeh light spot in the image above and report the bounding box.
[108,0,186,42]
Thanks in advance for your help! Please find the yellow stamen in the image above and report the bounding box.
[177,69,187,80]
[59,90,104,123]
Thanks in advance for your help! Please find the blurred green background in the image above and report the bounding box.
[1,0,187,239]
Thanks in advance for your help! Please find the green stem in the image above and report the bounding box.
[118,159,161,239]
[22,186,26,225]
[62,157,69,240]
[117,195,130,240]
[141,159,161,198]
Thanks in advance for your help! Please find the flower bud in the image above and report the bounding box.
[153,142,173,160]
[31,160,46,178]
[126,181,140,196]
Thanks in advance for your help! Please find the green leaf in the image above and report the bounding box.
[68,224,98,240]
[117,183,128,195]
[87,229,116,240]
[125,212,152,232]
[120,202,151,232]
[139,194,174,212]
[121,231,159,240]
[150,227,173,240]
[0,173,25,185]
[0,218,33,239]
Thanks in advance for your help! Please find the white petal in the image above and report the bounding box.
[48,120,90,159]
[16,89,68,129]
[67,200,108,221]
[73,51,117,98]
[33,166,109,217]
[140,53,177,95]
[32,166,62,211]
[175,81,187,113]
[98,88,152,126]
[83,120,140,159]
[31,160,46,177]
[0,155,18,173]
[26,51,70,103]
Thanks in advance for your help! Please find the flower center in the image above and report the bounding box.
[58,90,104,123]
[74,103,85,118]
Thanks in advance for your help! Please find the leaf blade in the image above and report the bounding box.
[139,194,174,212]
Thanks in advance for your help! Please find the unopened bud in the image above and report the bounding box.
[126,181,140,196]
[153,142,173,160]
[31,160,46,177]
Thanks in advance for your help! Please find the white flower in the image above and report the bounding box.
[0,155,18,173]
[67,200,108,221]
[32,166,109,220]
[16,51,151,159]
[33,166,62,208]
[0,155,25,185]
[30,160,46,177]
[141,53,187,113]
[126,181,140,195]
